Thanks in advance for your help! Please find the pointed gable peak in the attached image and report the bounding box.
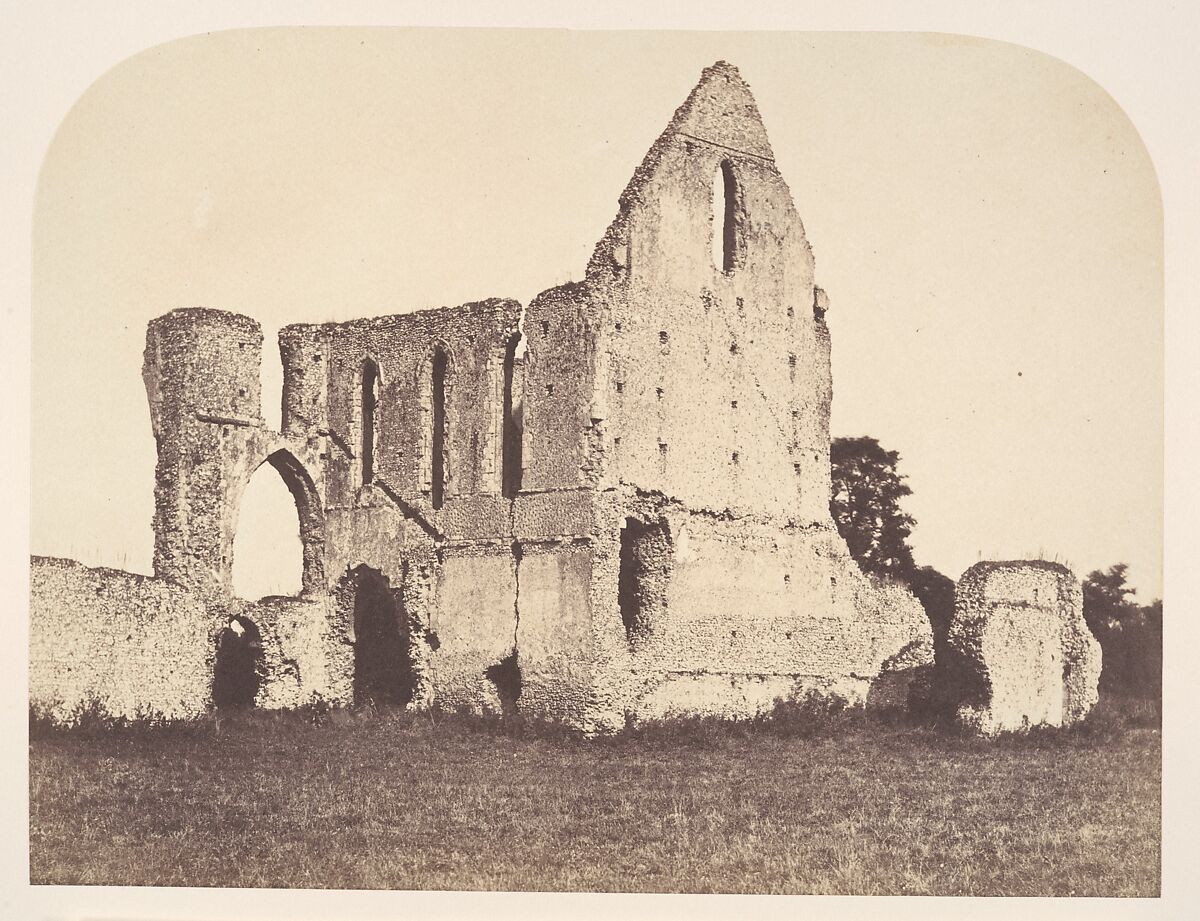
[665,60,775,161]
[587,60,789,279]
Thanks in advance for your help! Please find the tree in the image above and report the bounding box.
[1082,564,1162,703]
[830,436,917,579]
[1129,599,1163,701]
[829,437,967,721]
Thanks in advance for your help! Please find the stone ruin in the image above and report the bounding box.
[941,561,1102,734]
[30,60,1098,735]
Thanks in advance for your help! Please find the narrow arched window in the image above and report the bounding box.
[711,159,739,273]
[431,346,448,509]
[501,333,523,497]
[361,358,379,485]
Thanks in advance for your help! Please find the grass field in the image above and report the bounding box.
[28,699,1160,896]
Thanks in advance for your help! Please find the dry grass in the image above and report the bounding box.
[28,700,1160,895]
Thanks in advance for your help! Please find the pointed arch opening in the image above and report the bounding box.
[361,357,380,486]
[231,463,304,600]
[711,159,741,274]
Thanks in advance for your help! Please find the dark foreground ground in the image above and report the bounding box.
[28,698,1161,896]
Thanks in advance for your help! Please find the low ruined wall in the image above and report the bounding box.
[29,557,215,723]
[945,561,1102,734]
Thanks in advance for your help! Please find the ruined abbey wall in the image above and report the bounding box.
[143,309,327,598]
[30,558,214,723]
[30,61,938,732]
[585,496,931,723]
[283,298,522,513]
[516,62,932,727]
[235,593,349,710]
[583,70,829,524]
[521,72,829,523]
[285,300,538,718]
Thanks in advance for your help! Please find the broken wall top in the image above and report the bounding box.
[602,61,775,214]
[522,62,831,524]
[956,560,1079,610]
[280,297,522,513]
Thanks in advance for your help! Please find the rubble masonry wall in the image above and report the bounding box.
[947,560,1102,734]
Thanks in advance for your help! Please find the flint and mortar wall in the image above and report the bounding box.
[514,62,931,729]
[235,594,351,709]
[284,298,522,518]
[286,299,527,718]
[144,308,327,597]
[946,561,1102,734]
[29,558,352,722]
[30,557,215,722]
[520,64,831,526]
[34,62,939,732]
[511,541,597,725]
[580,492,931,726]
[144,309,263,591]
[432,547,520,713]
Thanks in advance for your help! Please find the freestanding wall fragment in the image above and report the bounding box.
[945,561,1101,735]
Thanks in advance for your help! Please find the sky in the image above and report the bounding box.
[30,28,1162,600]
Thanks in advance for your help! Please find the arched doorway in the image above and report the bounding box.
[338,565,416,707]
[212,615,264,709]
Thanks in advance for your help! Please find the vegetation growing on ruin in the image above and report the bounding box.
[29,698,1159,896]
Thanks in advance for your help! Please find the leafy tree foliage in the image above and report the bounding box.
[829,437,1162,712]
[1083,564,1162,703]
[830,436,916,579]
[829,437,954,716]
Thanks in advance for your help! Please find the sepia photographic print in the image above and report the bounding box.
[11,12,1187,918]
